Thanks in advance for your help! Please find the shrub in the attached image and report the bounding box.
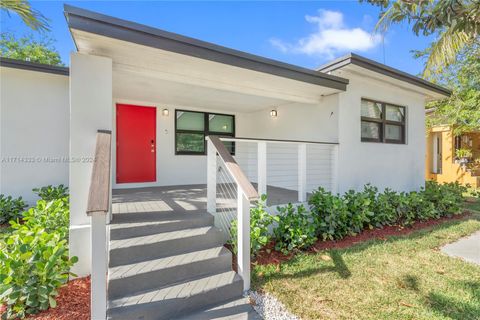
[308,188,351,240]
[0,196,75,319]
[373,188,401,227]
[0,195,27,225]
[0,225,77,319]
[32,184,69,201]
[274,203,317,254]
[422,181,466,216]
[342,187,376,232]
[229,195,278,256]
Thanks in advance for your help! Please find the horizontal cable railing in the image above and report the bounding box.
[207,135,338,292]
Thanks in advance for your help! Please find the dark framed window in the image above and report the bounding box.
[361,99,406,144]
[175,109,235,155]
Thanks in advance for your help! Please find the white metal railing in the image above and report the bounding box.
[86,130,112,320]
[207,135,339,291]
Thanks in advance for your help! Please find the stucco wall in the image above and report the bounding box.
[0,66,69,204]
[336,71,426,193]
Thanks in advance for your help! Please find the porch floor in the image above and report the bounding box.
[112,184,302,215]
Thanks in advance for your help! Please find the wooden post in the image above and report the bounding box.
[91,212,107,320]
[207,139,217,214]
[257,142,267,197]
[237,187,250,292]
[298,143,307,202]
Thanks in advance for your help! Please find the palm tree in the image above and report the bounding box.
[0,0,49,31]
[364,0,479,78]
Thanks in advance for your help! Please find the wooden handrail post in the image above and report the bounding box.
[87,130,111,320]
[207,139,217,214]
[91,212,107,320]
[237,187,250,292]
[298,143,307,202]
[257,142,267,197]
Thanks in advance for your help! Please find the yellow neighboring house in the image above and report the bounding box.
[426,125,480,188]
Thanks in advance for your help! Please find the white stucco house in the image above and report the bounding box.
[0,5,450,320]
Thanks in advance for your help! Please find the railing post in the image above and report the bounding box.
[237,187,250,292]
[257,142,267,196]
[91,212,107,320]
[298,143,307,202]
[207,139,217,214]
[331,145,339,194]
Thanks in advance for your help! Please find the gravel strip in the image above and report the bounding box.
[249,290,300,320]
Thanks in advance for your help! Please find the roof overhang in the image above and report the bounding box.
[64,5,348,91]
[0,57,69,76]
[318,53,451,99]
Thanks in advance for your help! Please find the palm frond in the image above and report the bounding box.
[423,30,470,78]
[0,0,49,31]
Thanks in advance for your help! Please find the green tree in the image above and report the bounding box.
[426,45,480,135]
[0,32,64,66]
[0,0,49,31]
[361,0,480,77]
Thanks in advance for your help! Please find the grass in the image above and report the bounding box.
[253,213,480,320]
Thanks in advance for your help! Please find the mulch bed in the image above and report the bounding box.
[230,211,473,267]
[0,277,91,320]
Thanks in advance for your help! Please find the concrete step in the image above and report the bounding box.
[108,246,232,299]
[109,226,225,267]
[107,271,244,320]
[110,213,213,240]
[178,297,261,320]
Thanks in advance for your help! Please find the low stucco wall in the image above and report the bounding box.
[0,66,69,204]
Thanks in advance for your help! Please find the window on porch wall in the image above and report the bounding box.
[175,110,235,155]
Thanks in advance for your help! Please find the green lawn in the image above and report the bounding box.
[253,213,480,320]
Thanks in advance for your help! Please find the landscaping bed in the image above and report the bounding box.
[253,211,472,266]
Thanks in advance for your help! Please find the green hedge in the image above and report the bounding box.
[0,186,76,319]
[230,181,467,256]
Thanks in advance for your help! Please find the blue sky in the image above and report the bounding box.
[1,1,435,76]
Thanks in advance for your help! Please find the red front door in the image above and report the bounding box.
[116,104,156,183]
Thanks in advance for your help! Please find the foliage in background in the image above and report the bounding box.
[361,0,480,78]
[0,0,49,31]
[274,203,317,254]
[33,184,69,202]
[424,45,480,135]
[0,190,76,319]
[229,195,278,256]
[0,32,63,66]
[0,195,27,225]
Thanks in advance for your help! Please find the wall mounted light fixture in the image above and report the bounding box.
[270,109,278,118]
[162,108,169,116]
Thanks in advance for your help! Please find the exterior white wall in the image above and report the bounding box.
[0,67,69,204]
[69,53,112,277]
[336,71,426,193]
[111,96,339,190]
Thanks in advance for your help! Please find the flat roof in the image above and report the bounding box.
[318,53,451,96]
[64,4,349,91]
[0,57,69,76]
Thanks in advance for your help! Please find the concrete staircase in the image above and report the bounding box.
[107,209,259,320]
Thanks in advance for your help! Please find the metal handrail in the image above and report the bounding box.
[207,135,259,201]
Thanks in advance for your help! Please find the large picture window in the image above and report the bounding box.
[361,99,406,144]
[175,110,235,155]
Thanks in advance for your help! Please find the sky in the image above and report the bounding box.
[0,1,436,76]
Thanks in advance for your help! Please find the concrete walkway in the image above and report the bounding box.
[441,231,480,265]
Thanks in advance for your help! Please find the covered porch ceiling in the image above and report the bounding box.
[66,5,348,112]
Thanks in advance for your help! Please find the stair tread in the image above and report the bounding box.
[108,271,241,310]
[178,297,261,320]
[109,246,230,281]
[110,226,220,250]
[110,213,211,229]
